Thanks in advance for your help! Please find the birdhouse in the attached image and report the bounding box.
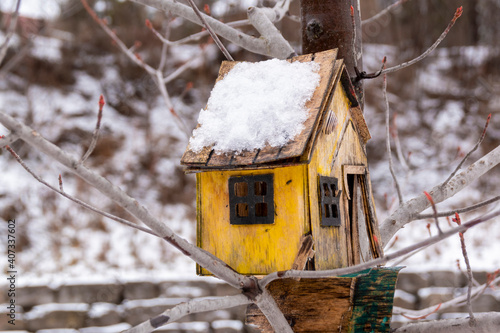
[181,49,384,275]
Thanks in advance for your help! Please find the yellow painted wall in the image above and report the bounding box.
[308,85,368,270]
[197,165,310,275]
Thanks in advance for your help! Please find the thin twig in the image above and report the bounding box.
[80,0,190,137]
[393,277,500,319]
[442,113,492,188]
[417,195,500,219]
[391,113,410,170]
[378,7,463,75]
[384,72,404,204]
[424,191,442,234]
[390,242,432,267]
[362,0,410,25]
[80,95,105,163]
[3,145,158,236]
[147,18,250,46]
[0,0,22,65]
[454,213,476,326]
[185,0,234,61]
[125,294,251,333]
[400,303,442,320]
[0,133,19,147]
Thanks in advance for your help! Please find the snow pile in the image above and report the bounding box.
[189,59,320,153]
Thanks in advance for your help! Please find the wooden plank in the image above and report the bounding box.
[246,277,354,332]
[291,234,314,273]
[180,145,213,165]
[197,165,310,275]
[216,60,239,82]
[280,50,338,161]
[230,150,259,166]
[301,58,343,162]
[206,151,233,167]
[350,105,371,143]
[253,145,281,164]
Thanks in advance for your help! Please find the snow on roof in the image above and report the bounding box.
[188,58,320,153]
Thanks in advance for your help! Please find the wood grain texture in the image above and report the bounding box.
[246,268,401,332]
[308,84,354,271]
[197,165,310,275]
[246,278,353,332]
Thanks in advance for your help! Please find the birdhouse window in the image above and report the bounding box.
[319,176,341,227]
[229,174,274,225]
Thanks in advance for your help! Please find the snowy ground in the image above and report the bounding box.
[0,18,499,289]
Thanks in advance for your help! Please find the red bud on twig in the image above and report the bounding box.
[145,19,153,30]
[99,95,105,110]
[350,5,354,17]
[453,6,463,22]
[204,4,211,16]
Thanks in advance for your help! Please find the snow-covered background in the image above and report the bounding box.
[1,0,499,288]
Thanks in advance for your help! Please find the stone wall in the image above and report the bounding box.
[1,271,499,332]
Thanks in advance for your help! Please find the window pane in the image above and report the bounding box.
[324,204,330,218]
[331,204,339,218]
[323,183,331,197]
[234,182,248,197]
[255,203,268,217]
[236,203,249,217]
[254,181,267,196]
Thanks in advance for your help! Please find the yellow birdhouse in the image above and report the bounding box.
[181,49,383,276]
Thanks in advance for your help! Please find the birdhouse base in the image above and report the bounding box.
[246,267,402,332]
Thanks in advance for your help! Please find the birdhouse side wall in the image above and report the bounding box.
[196,165,310,275]
[308,85,368,271]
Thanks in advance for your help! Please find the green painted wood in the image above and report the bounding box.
[342,267,403,333]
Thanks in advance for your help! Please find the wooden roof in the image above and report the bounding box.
[181,49,370,171]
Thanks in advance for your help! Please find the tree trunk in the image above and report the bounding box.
[300,0,364,107]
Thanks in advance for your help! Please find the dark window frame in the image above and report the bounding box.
[229,174,274,225]
[319,175,342,227]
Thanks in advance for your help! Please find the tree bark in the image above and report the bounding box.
[300,0,364,106]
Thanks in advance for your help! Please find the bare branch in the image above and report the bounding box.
[147,19,250,46]
[417,195,500,219]
[247,6,296,59]
[0,110,252,290]
[80,95,105,163]
[0,0,21,65]
[3,145,158,236]
[362,0,410,25]
[0,133,19,147]
[379,143,500,246]
[394,276,500,319]
[81,0,190,137]
[255,289,294,332]
[260,209,500,287]
[130,0,294,59]
[125,294,251,333]
[453,213,476,326]
[392,113,410,170]
[384,72,404,204]
[380,7,463,75]
[185,0,233,61]
[80,0,155,75]
[393,312,500,333]
[442,113,492,188]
